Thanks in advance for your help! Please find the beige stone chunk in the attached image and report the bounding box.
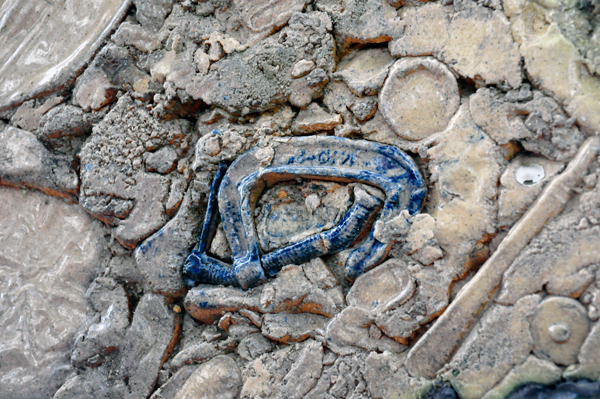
[530,296,590,366]
[426,103,502,277]
[379,57,459,141]
[375,266,453,344]
[440,3,522,88]
[443,295,541,399]
[10,96,63,132]
[240,341,309,399]
[389,3,452,57]
[469,88,531,145]
[363,352,432,399]
[120,293,181,399]
[174,355,241,399]
[498,221,600,305]
[259,265,344,317]
[292,103,342,134]
[325,306,406,355]
[0,0,130,113]
[0,124,79,202]
[346,258,415,314]
[335,48,395,96]
[564,321,600,380]
[406,214,436,253]
[406,136,599,379]
[292,59,316,78]
[507,0,600,134]
[302,257,339,290]
[112,22,164,53]
[261,312,328,343]
[277,339,324,399]
[482,355,562,399]
[498,154,564,227]
[0,187,108,399]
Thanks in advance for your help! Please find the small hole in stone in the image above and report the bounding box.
[516,164,545,186]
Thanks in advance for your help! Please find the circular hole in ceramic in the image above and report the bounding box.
[516,164,545,186]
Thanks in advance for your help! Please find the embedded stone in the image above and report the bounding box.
[10,96,64,132]
[426,103,502,277]
[379,57,459,141]
[171,342,220,371]
[302,257,339,290]
[0,186,109,399]
[71,278,130,364]
[363,351,432,399]
[316,0,403,50]
[277,339,324,399]
[184,285,261,324]
[498,206,600,304]
[73,45,155,112]
[346,258,415,315]
[240,342,309,399]
[261,312,329,343]
[440,2,522,88]
[120,293,181,399]
[498,155,564,228]
[349,98,378,122]
[292,103,342,134]
[0,0,130,113]
[389,3,452,57]
[79,96,192,248]
[563,321,600,380]
[335,48,395,96]
[442,295,541,399]
[174,355,241,399]
[530,296,590,366]
[325,306,406,355]
[145,146,179,174]
[481,356,562,399]
[292,59,316,78]
[149,366,197,399]
[0,124,79,202]
[237,334,274,361]
[133,0,173,32]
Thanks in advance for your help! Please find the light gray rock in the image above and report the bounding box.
[316,0,403,51]
[173,355,241,399]
[186,12,334,114]
[292,103,342,134]
[145,146,179,174]
[120,293,181,399]
[171,342,220,371]
[135,187,201,298]
[0,0,130,113]
[335,48,395,96]
[0,123,79,202]
[441,295,541,399]
[134,0,173,32]
[379,57,459,141]
[71,277,130,364]
[278,339,324,399]
[149,365,197,399]
[237,334,274,361]
[325,306,406,355]
[262,312,329,343]
[79,95,192,248]
[363,351,432,399]
[0,186,109,399]
[73,45,156,112]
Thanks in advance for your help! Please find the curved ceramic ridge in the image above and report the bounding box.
[183,136,426,289]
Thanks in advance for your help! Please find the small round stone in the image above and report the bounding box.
[548,323,571,343]
[379,57,459,141]
[531,296,590,365]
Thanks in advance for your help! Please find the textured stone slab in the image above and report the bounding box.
[0,123,79,202]
[0,186,108,399]
[173,355,241,399]
[0,0,130,113]
[379,57,459,141]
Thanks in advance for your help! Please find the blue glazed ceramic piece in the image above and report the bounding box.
[183,136,426,289]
